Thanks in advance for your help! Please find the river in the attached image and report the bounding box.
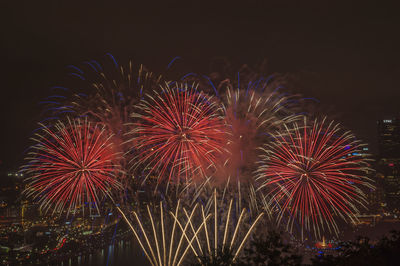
[58,239,150,266]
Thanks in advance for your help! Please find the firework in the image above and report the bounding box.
[187,190,264,262]
[117,201,211,266]
[212,76,301,212]
[117,190,263,265]
[23,118,122,215]
[256,117,374,238]
[71,58,162,141]
[128,83,226,188]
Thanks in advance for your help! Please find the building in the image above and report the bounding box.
[377,118,400,210]
[377,118,400,158]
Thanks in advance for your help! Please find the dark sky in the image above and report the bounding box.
[2,1,400,171]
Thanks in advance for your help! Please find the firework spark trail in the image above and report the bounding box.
[70,61,162,131]
[117,190,263,265]
[43,55,162,129]
[128,83,226,189]
[68,60,163,163]
[188,190,264,262]
[117,201,211,266]
[256,117,374,238]
[22,118,123,215]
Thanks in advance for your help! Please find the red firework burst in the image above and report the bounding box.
[129,83,226,186]
[256,117,373,237]
[23,118,122,215]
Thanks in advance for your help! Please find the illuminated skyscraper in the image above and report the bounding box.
[377,118,400,210]
[378,118,400,158]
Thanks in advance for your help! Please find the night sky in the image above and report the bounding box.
[2,1,400,171]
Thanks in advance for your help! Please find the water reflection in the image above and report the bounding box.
[58,239,150,266]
